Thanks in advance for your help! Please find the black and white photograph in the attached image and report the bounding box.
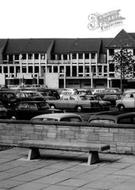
[0,0,135,189]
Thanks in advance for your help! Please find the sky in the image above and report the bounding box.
[0,0,134,39]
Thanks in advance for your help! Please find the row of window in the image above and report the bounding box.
[3,52,97,61]
[0,65,108,76]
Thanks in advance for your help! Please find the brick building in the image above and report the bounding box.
[0,29,135,89]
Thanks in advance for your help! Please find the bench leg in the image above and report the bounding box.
[27,148,40,160]
[87,151,99,165]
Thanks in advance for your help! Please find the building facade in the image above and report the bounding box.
[0,29,135,89]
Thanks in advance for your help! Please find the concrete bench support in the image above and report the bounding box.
[88,151,99,165]
[28,148,40,160]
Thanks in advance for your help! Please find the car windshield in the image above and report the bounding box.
[79,96,88,100]
[90,119,115,124]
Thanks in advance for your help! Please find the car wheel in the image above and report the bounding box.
[50,105,56,109]
[76,106,82,112]
[118,104,125,111]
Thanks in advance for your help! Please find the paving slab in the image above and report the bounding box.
[0,148,135,190]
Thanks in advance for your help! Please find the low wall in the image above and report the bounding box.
[0,120,135,154]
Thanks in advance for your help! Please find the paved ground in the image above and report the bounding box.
[0,148,135,189]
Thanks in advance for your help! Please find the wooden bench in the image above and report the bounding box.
[0,140,110,165]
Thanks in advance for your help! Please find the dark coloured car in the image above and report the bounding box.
[37,88,60,100]
[0,101,10,119]
[88,111,135,125]
[0,90,18,108]
[10,101,52,120]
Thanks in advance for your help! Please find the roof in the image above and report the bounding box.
[4,39,54,54]
[106,29,135,48]
[52,38,102,54]
[32,112,82,120]
[89,111,135,122]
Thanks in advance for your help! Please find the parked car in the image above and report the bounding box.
[102,94,121,106]
[87,95,111,110]
[47,94,100,112]
[88,111,135,124]
[16,90,45,101]
[60,88,79,98]
[0,101,10,119]
[31,112,83,122]
[77,89,92,96]
[10,101,52,120]
[0,90,18,108]
[37,88,60,100]
[116,92,135,111]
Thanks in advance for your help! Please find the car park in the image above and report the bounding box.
[88,111,135,124]
[47,94,100,112]
[31,112,83,122]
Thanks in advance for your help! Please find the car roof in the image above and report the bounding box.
[89,111,135,122]
[32,113,82,120]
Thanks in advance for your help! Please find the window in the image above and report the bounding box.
[4,66,8,73]
[133,49,135,55]
[28,54,33,60]
[51,54,55,60]
[72,53,76,59]
[14,54,19,60]
[109,64,114,72]
[90,119,115,124]
[40,54,45,60]
[66,66,70,76]
[63,54,67,60]
[60,66,64,73]
[109,49,114,56]
[16,66,20,73]
[118,117,132,124]
[35,66,39,73]
[22,54,26,60]
[3,54,7,60]
[53,66,58,73]
[22,66,26,73]
[79,66,83,73]
[28,66,33,73]
[10,66,14,73]
[85,66,89,73]
[91,52,96,59]
[57,54,61,60]
[78,53,83,59]
[85,53,89,59]
[34,54,39,59]
[104,66,107,73]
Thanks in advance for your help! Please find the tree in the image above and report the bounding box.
[112,48,135,93]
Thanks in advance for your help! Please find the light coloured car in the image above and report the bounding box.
[60,88,79,98]
[47,95,100,112]
[31,112,83,122]
[116,92,135,111]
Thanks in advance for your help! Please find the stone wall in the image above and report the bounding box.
[0,120,135,154]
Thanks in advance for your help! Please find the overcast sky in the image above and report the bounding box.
[0,0,134,38]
